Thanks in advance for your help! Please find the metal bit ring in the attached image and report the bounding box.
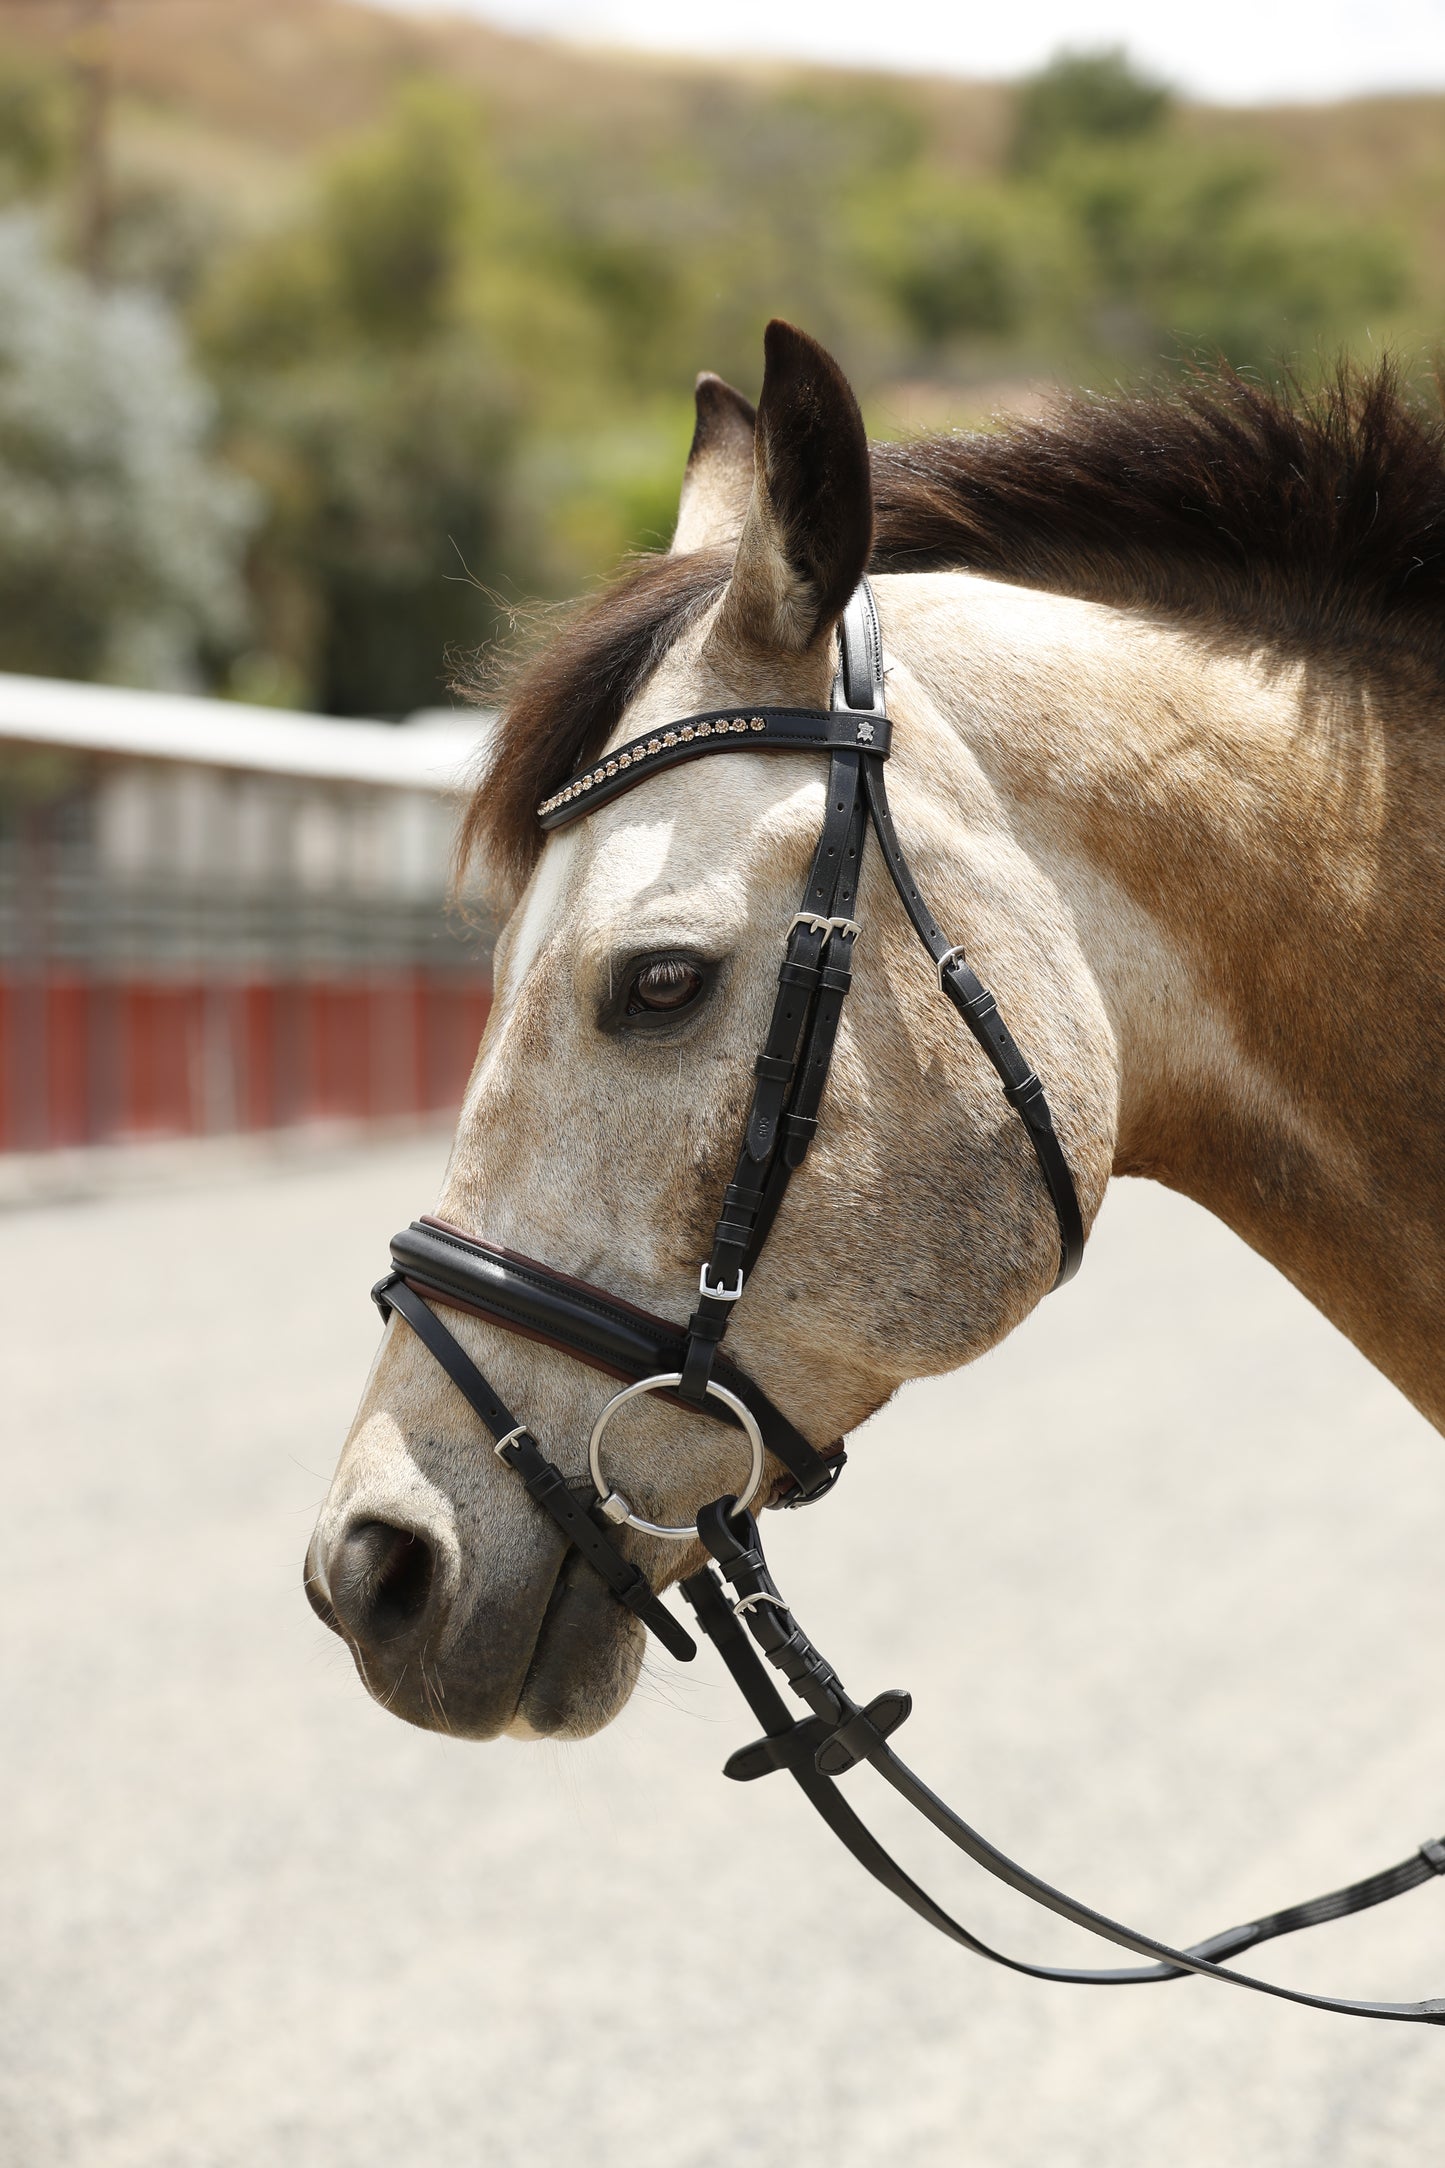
[587,1372,765,1542]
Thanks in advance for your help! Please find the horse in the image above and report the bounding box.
[305,319,1445,1753]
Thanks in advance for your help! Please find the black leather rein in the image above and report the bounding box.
[370,580,1445,2027]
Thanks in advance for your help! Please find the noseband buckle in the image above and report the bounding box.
[789,911,860,943]
[699,1264,745,1304]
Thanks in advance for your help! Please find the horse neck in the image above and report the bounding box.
[881,571,1445,1431]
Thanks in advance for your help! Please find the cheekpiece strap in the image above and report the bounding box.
[537,706,890,829]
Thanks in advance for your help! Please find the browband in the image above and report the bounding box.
[382,1217,844,1505]
[537,705,890,829]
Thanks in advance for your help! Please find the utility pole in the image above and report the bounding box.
[72,0,112,282]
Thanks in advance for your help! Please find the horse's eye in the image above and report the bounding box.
[627,959,704,1014]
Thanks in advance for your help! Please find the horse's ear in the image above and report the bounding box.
[705,320,873,660]
[671,373,756,554]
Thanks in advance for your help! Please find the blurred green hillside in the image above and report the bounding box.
[1,0,1441,714]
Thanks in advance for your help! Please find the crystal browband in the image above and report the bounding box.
[535,705,892,830]
[537,715,766,818]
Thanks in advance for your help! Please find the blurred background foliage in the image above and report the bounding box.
[0,0,1435,714]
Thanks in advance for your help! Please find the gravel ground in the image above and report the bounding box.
[3,1137,1444,2168]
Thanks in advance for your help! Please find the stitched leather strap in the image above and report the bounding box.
[684,1512,1445,2026]
[531,580,1085,1292]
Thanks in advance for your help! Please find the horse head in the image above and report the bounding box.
[305,322,1117,1739]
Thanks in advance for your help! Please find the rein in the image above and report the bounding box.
[372,582,1445,2028]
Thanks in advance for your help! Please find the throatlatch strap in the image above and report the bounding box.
[842,579,1084,1289]
[863,757,1084,1287]
[377,1277,696,1662]
[683,1511,1445,2027]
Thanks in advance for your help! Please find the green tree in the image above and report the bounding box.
[223,352,517,716]
[1010,48,1171,173]
[0,52,69,202]
[0,215,252,688]
[854,172,1073,357]
[1048,141,1410,368]
[198,84,527,713]
[160,47,1427,710]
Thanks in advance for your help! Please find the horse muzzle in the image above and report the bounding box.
[303,1503,641,1740]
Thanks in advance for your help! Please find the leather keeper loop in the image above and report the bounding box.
[781,1112,818,1168]
[754,1053,795,1083]
[685,1307,731,1344]
[677,1331,717,1406]
[1004,1072,1047,1115]
[616,1574,659,1619]
[945,972,995,1021]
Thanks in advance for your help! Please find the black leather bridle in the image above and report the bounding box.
[372,582,1445,2027]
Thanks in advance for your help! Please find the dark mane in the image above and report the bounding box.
[455,549,731,894]
[871,359,1445,642]
[464,361,1445,893]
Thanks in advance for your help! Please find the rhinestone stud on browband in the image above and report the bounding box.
[536,715,773,819]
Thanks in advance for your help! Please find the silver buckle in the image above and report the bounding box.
[936,943,966,989]
[788,912,861,942]
[733,1591,790,1620]
[699,1264,744,1303]
[491,1424,530,1460]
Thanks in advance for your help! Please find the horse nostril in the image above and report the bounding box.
[328,1520,437,1649]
